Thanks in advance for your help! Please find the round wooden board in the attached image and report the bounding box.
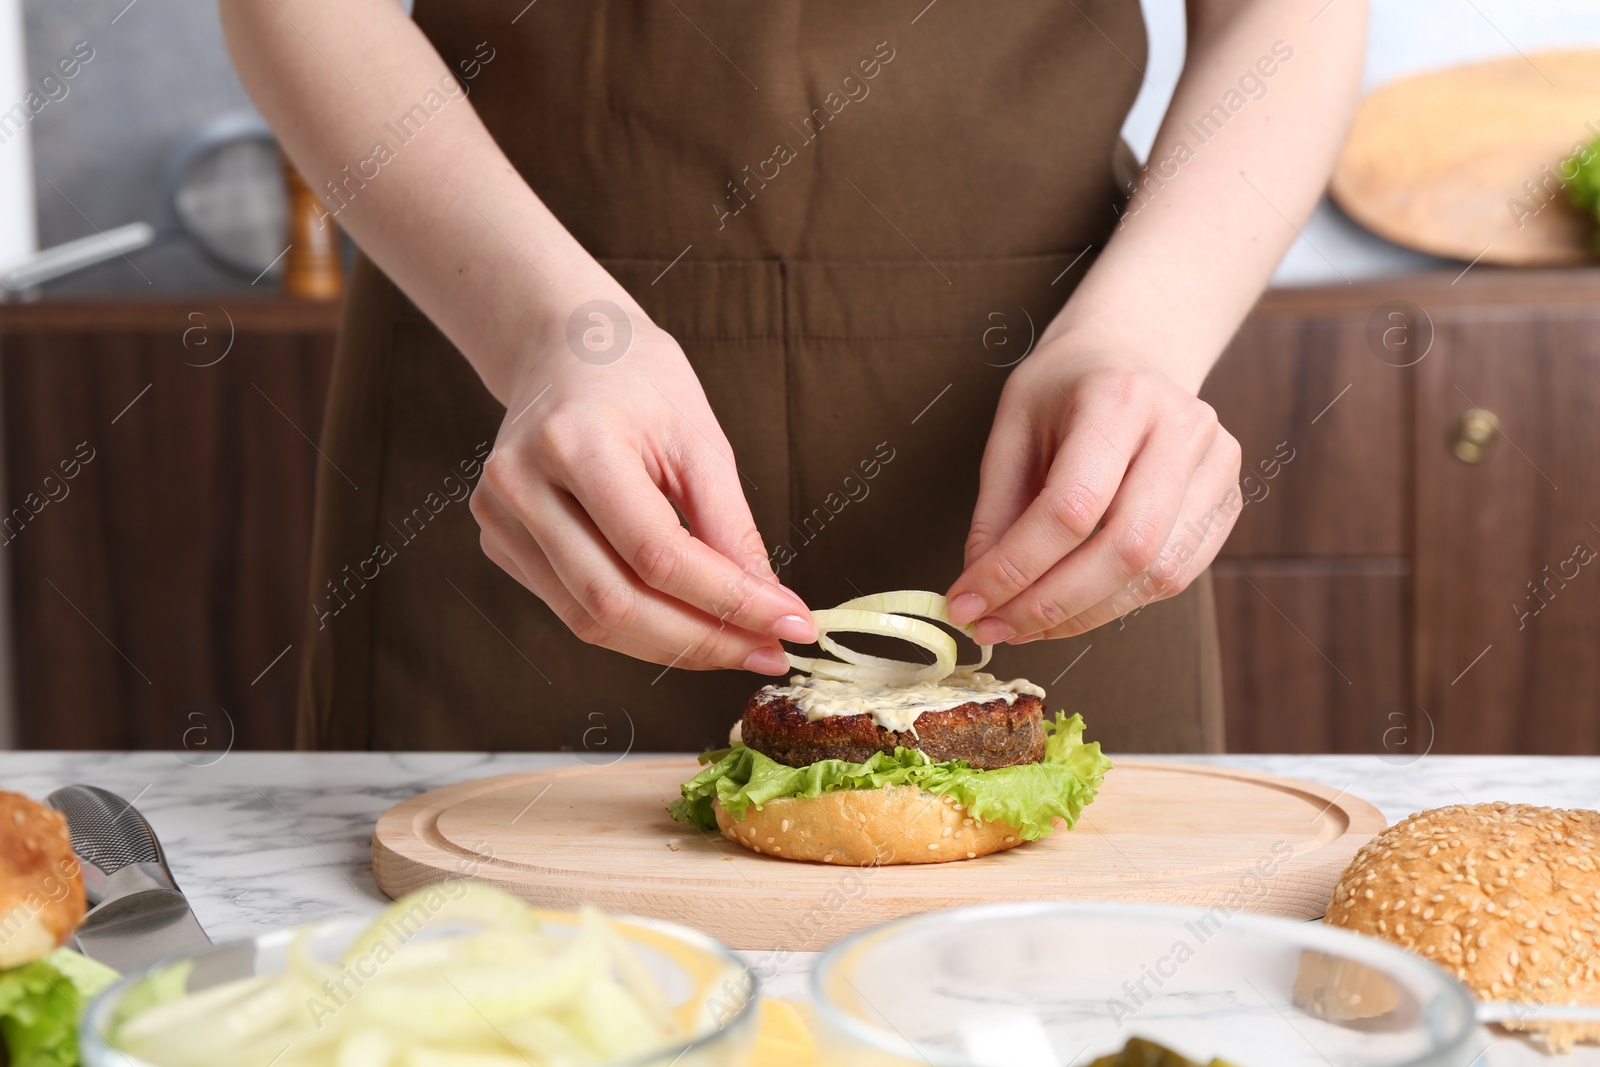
[373,758,1385,951]
[1331,50,1600,266]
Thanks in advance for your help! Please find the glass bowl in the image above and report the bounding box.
[80,908,758,1067]
[812,901,1479,1067]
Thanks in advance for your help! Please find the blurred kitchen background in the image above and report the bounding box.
[1,0,1597,753]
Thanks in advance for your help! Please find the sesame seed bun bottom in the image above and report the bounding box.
[711,785,1030,866]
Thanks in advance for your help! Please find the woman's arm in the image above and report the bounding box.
[947,0,1367,641]
[220,0,814,674]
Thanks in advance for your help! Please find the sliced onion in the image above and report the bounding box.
[831,590,992,676]
[111,889,687,1067]
[786,608,955,686]
[783,590,992,687]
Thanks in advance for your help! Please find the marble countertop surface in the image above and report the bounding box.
[10,751,1599,1064]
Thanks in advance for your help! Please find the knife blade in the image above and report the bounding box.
[46,784,212,972]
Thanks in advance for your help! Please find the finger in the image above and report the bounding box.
[947,411,1036,627]
[560,444,814,642]
[946,398,1147,632]
[1023,432,1242,639]
[668,432,811,620]
[960,413,1036,573]
[472,490,696,666]
[981,413,1217,640]
[506,479,794,673]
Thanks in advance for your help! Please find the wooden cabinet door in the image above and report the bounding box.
[1202,311,1410,753]
[1,301,338,750]
[1415,306,1600,754]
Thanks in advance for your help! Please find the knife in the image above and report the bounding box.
[46,784,212,972]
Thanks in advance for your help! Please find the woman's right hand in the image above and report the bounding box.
[219,0,814,674]
[469,305,816,675]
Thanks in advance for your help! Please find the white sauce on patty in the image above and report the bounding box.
[753,671,1046,735]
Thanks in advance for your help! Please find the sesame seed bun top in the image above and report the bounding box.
[1327,802,1600,1052]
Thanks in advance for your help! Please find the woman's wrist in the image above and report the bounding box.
[1030,320,1214,397]
[477,267,654,405]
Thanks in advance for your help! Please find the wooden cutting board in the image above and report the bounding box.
[1331,49,1600,266]
[373,759,1385,950]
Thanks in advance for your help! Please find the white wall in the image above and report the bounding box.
[0,0,37,273]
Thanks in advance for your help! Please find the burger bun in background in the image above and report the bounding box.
[1323,802,1600,1052]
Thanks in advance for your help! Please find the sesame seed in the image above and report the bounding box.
[928,843,940,850]
[781,820,790,832]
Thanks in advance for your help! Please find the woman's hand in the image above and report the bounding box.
[945,337,1242,643]
[935,0,1363,645]
[222,0,815,678]
[470,313,815,674]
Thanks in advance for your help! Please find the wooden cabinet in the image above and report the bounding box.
[2,273,1596,752]
[1413,305,1600,755]
[0,300,339,750]
[1204,272,1600,754]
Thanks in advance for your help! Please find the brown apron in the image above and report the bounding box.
[297,0,1224,754]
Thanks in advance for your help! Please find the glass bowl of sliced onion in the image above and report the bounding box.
[80,884,758,1067]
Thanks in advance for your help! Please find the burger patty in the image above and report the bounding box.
[740,692,1047,770]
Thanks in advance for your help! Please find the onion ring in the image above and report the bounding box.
[782,589,993,687]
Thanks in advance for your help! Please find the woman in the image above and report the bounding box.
[220,0,1365,753]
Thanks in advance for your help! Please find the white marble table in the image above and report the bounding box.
[11,751,1599,1064]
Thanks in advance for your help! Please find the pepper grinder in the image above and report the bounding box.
[279,151,343,300]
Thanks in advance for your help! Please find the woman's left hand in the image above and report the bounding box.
[944,337,1243,643]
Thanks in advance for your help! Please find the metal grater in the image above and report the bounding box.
[47,784,211,971]
[47,785,163,895]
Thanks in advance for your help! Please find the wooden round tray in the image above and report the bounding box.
[373,758,1385,950]
[1332,49,1600,266]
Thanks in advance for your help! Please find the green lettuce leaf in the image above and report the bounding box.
[0,948,120,1067]
[668,712,1111,841]
[1565,136,1600,250]
[1568,139,1600,211]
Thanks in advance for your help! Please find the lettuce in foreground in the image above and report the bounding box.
[0,948,120,1067]
[669,712,1111,841]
